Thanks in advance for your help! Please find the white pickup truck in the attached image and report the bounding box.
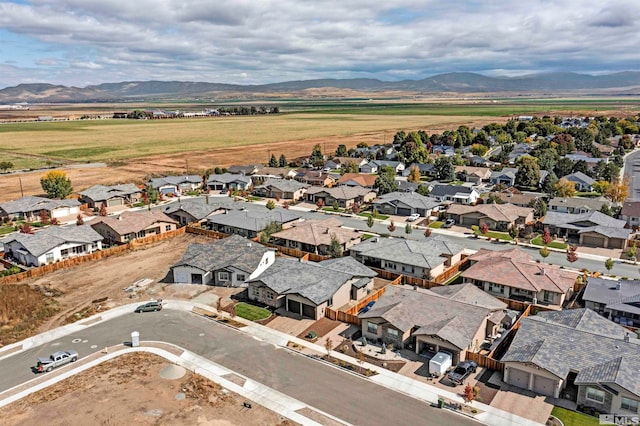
[36,350,78,373]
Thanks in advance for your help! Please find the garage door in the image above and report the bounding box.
[302,303,316,319]
[582,235,605,247]
[397,207,412,216]
[507,368,530,389]
[288,300,301,316]
[190,273,203,285]
[51,208,69,218]
[463,216,480,227]
[533,375,557,397]
[107,198,124,207]
[608,238,624,249]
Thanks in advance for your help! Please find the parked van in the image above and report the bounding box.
[429,351,453,377]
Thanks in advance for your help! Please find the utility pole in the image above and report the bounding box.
[185,158,189,175]
[19,177,24,197]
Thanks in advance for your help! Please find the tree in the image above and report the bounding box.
[76,214,84,226]
[0,161,14,172]
[627,243,637,264]
[416,184,430,196]
[335,144,347,157]
[553,158,574,178]
[405,223,412,234]
[462,384,476,404]
[19,223,33,234]
[316,198,324,210]
[40,170,72,199]
[309,144,324,167]
[327,234,343,258]
[604,177,630,204]
[554,178,577,198]
[508,225,519,239]
[434,156,454,182]
[543,172,559,197]
[325,337,334,362]
[566,245,579,263]
[374,165,398,195]
[604,257,614,272]
[542,227,553,246]
[343,161,359,174]
[259,221,282,243]
[407,164,421,183]
[145,185,159,204]
[366,215,374,229]
[387,220,396,232]
[529,198,547,218]
[332,200,340,211]
[356,349,366,374]
[470,143,489,156]
[266,200,276,210]
[268,154,278,167]
[99,203,108,217]
[479,222,489,235]
[39,209,50,225]
[592,180,610,194]
[515,155,540,188]
[539,246,550,262]
[278,154,287,167]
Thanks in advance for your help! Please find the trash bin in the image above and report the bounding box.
[438,398,444,409]
[131,331,140,347]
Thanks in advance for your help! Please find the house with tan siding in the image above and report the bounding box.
[90,210,178,245]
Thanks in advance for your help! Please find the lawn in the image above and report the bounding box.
[358,212,389,220]
[429,221,444,228]
[551,407,600,426]
[531,236,568,250]
[233,302,271,321]
[0,225,17,236]
[322,206,345,213]
[471,226,513,241]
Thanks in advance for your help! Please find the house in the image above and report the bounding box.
[349,236,465,280]
[490,167,518,186]
[251,167,298,186]
[401,163,436,178]
[360,160,405,175]
[324,157,366,170]
[227,164,260,175]
[621,201,640,227]
[90,210,178,245]
[429,184,479,205]
[359,284,509,364]
[396,180,420,193]
[582,277,640,328]
[253,178,308,201]
[462,248,578,307]
[206,173,252,192]
[206,209,300,239]
[564,153,607,164]
[1,225,102,267]
[170,235,275,286]
[78,184,142,209]
[372,192,441,218]
[431,145,455,157]
[563,172,595,192]
[501,308,640,411]
[162,197,234,226]
[270,218,362,255]
[454,166,492,184]
[149,175,203,196]
[508,144,533,164]
[446,203,534,231]
[336,173,378,189]
[305,186,376,209]
[0,196,81,222]
[542,211,630,249]
[548,197,610,214]
[247,256,377,320]
[294,170,336,187]
[351,145,397,160]
[483,190,538,208]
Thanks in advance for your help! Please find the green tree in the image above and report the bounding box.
[366,215,374,229]
[470,143,488,156]
[343,161,359,174]
[0,161,14,172]
[266,200,276,210]
[539,246,550,262]
[145,185,159,204]
[40,170,73,199]
[332,200,340,211]
[508,225,519,239]
[278,154,287,167]
[335,144,347,157]
[434,156,454,182]
[515,155,540,188]
[416,184,430,196]
[374,165,398,195]
[259,221,282,243]
[309,144,324,167]
[268,154,278,167]
[327,234,343,258]
[405,223,413,234]
[529,198,547,218]
[605,257,614,272]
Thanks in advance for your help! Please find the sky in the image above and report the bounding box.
[0,0,638,88]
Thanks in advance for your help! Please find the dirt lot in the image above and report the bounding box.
[0,352,294,426]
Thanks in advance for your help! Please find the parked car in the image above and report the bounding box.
[406,213,420,222]
[36,350,78,373]
[358,301,376,314]
[442,219,455,228]
[134,300,163,313]
[447,360,478,385]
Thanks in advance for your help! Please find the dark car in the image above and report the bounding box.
[447,360,478,385]
[358,301,376,314]
[442,219,455,228]
[134,300,163,313]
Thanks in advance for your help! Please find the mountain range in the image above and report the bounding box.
[2,72,640,103]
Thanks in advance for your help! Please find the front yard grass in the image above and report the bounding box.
[471,225,513,241]
[322,206,345,213]
[428,221,444,228]
[358,212,389,220]
[551,406,599,426]
[234,302,271,321]
[531,236,568,250]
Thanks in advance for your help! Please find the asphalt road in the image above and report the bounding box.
[624,149,640,201]
[1,310,476,426]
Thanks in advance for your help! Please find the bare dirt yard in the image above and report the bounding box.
[0,352,295,426]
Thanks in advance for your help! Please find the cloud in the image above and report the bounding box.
[0,0,639,87]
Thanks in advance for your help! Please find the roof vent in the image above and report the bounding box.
[616,282,622,290]
[624,333,630,343]
[247,242,252,248]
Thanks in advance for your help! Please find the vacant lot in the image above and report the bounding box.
[0,352,294,426]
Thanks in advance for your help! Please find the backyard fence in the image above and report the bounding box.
[185,226,229,240]
[464,351,505,372]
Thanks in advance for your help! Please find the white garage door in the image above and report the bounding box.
[507,368,530,389]
[533,375,557,397]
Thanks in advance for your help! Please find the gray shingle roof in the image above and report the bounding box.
[373,192,441,210]
[206,209,300,232]
[172,234,271,274]
[163,198,235,221]
[543,210,630,239]
[306,186,372,200]
[1,225,102,257]
[429,283,508,310]
[502,308,640,396]
[583,277,640,316]
[319,256,378,278]
[0,196,80,215]
[349,236,464,270]
[149,175,202,188]
[429,184,473,197]
[255,178,308,192]
[78,184,140,202]
[548,196,609,211]
[564,171,595,186]
[206,173,252,185]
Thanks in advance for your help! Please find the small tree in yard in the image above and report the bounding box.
[479,222,489,235]
[333,200,340,211]
[627,243,637,264]
[19,223,33,234]
[367,215,374,229]
[405,223,412,234]
[266,200,276,210]
[316,198,324,210]
[99,203,108,217]
[40,170,72,199]
[387,220,396,232]
[325,338,334,362]
[566,245,579,263]
[605,257,615,272]
[539,246,550,262]
[542,227,552,245]
[356,350,366,374]
[76,214,84,226]
[508,225,518,240]
[372,208,379,219]
[328,234,343,258]
[424,228,432,238]
[463,384,476,404]
[39,209,50,225]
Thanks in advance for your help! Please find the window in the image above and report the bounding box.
[45,253,54,263]
[489,283,504,294]
[165,225,172,231]
[543,291,554,303]
[622,397,639,413]
[328,297,333,307]
[367,322,378,334]
[387,328,399,338]
[586,387,605,404]
[218,271,229,281]
[61,249,69,257]
[237,274,246,282]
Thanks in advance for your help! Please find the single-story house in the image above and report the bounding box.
[454,166,492,184]
[270,218,362,255]
[360,284,509,364]
[1,225,102,267]
[564,153,607,164]
[170,234,275,286]
[352,145,398,160]
[396,180,420,193]
[251,167,298,186]
[372,192,441,218]
[621,201,640,227]
[149,175,203,196]
[429,184,479,205]
[446,203,534,231]
[206,173,252,192]
[247,256,377,320]
[78,184,142,209]
[294,170,336,187]
[253,178,309,201]
[336,173,378,189]
[162,197,234,226]
[483,190,539,208]
[401,163,436,178]
[548,197,610,214]
[206,209,300,239]
[563,172,595,192]
[542,211,630,249]
[502,308,640,412]
[90,210,178,245]
[0,196,81,222]
[462,248,578,307]
[306,186,376,209]
[324,157,367,170]
[349,236,465,280]
[360,160,405,175]
[582,277,640,328]
[431,145,455,157]
[227,164,260,175]
[490,167,518,186]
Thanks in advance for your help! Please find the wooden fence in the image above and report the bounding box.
[465,351,505,372]
[253,239,331,262]
[325,275,402,324]
[185,226,229,240]
[433,256,470,284]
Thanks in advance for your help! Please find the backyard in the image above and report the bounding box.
[550,406,600,426]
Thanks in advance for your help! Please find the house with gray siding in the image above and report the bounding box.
[542,211,630,249]
[163,197,234,226]
[372,192,441,218]
[78,184,142,209]
[206,209,300,239]
[149,175,203,196]
[582,277,640,328]
[0,196,81,222]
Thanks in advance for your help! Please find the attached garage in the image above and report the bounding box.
[286,298,317,319]
[533,375,557,397]
[581,234,605,247]
[462,215,481,227]
[106,197,124,207]
[397,207,413,216]
[507,367,530,389]
[607,238,626,249]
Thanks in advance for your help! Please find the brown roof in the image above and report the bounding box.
[462,248,578,294]
[447,203,533,223]
[454,166,492,178]
[91,209,177,235]
[486,192,537,206]
[622,201,640,218]
[271,218,361,247]
[336,173,377,187]
[306,185,373,200]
